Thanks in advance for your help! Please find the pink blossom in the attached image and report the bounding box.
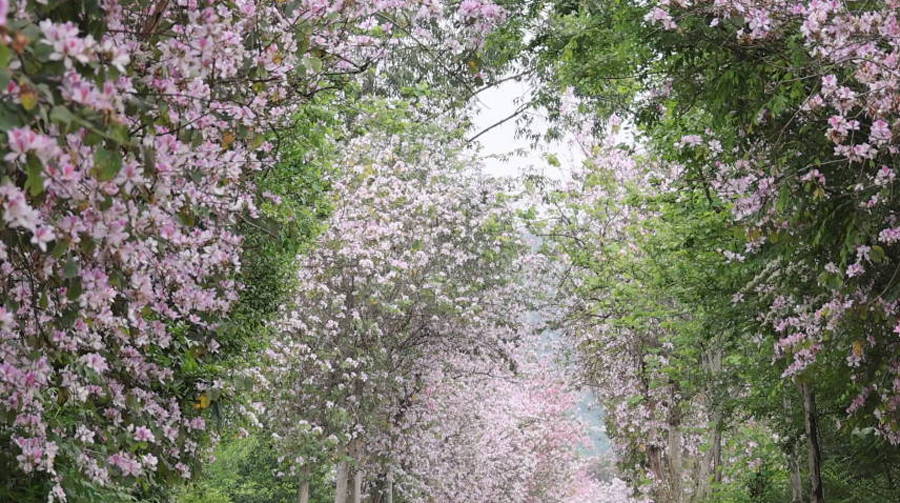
[0,183,40,232]
[107,452,141,477]
[132,426,155,443]
[879,226,900,244]
[188,417,206,431]
[846,262,864,278]
[30,226,55,252]
[175,462,191,478]
[645,7,677,30]
[747,9,773,38]
[847,388,870,414]
[39,20,96,65]
[677,134,704,148]
[874,166,895,186]
[75,425,95,444]
[821,74,838,94]
[141,453,158,472]
[5,127,38,163]
[870,119,892,144]
[800,168,826,185]
[79,353,109,374]
[458,0,481,17]
[0,306,13,328]
[14,437,57,473]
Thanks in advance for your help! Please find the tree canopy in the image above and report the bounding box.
[1,1,898,502]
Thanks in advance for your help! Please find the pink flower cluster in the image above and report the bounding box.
[0,0,509,500]
[645,0,900,441]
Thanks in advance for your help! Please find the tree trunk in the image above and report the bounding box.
[334,459,349,503]
[800,382,825,503]
[299,465,310,503]
[782,394,804,503]
[666,387,683,503]
[385,472,393,503]
[647,445,666,502]
[350,468,363,503]
[695,413,724,502]
[788,441,803,503]
[710,421,723,485]
[667,424,683,502]
[695,347,724,503]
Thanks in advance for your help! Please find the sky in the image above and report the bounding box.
[469,77,583,180]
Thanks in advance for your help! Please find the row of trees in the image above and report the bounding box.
[0,1,623,502]
[513,0,900,501]
[179,99,630,503]
[8,0,896,501]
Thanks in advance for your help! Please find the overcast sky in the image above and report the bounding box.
[469,78,583,180]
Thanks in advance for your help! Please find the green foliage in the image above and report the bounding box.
[216,100,336,360]
[526,0,900,500]
[154,99,337,501]
[176,434,334,503]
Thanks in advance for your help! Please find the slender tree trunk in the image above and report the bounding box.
[695,413,724,502]
[788,442,803,503]
[350,468,363,503]
[666,387,683,503]
[386,471,393,503]
[667,424,683,502]
[799,382,824,503]
[694,347,724,503]
[782,394,804,503]
[334,459,349,503]
[647,445,667,502]
[710,421,723,484]
[299,465,310,503]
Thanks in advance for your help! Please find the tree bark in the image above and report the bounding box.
[710,421,723,485]
[665,386,683,503]
[695,413,724,502]
[799,382,825,503]
[385,471,393,503]
[647,444,666,503]
[667,422,683,502]
[788,441,803,503]
[350,468,363,503]
[299,465,310,503]
[782,394,804,503]
[334,459,349,503]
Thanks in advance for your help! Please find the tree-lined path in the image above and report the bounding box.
[0,1,898,502]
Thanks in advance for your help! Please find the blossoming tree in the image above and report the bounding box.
[0,0,509,500]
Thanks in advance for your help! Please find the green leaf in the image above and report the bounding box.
[108,124,130,144]
[25,155,44,196]
[50,105,76,126]
[870,245,886,264]
[67,278,82,301]
[59,307,79,328]
[62,259,79,279]
[305,55,322,73]
[183,352,199,373]
[0,45,12,69]
[817,271,843,290]
[0,104,18,131]
[50,239,68,258]
[93,147,123,181]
